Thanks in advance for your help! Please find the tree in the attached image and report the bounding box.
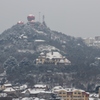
[3,56,19,81]
[19,57,33,74]
[3,56,19,73]
[3,56,18,69]
[25,74,35,85]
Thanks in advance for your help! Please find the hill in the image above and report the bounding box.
[0,21,100,91]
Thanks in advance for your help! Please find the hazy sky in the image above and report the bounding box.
[1,0,100,37]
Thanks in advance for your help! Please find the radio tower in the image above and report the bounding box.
[39,12,41,22]
[42,15,46,26]
[43,15,45,22]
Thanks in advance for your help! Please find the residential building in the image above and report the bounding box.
[83,36,100,48]
[83,37,95,46]
[52,88,89,100]
[21,88,52,99]
[2,83,12,90]
[36,51,71,65]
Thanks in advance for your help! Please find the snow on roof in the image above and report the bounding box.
[3,87,15,92]
[34,84,47,88]
[52,86,63,91]
[20,84,27,90]
[95,57,100,60]
[40,91,52,94]
[36,59,39,61]
[59,59,64,63]
[21,89,30,94]
[72,89,85,92]
[89,98,94,100]
[86,92,90,94]
[63,88,85,92]
[46,52,62,59]
[34,97,39,100]
[12,98,19,100]
[22,89,46,94]
[54,89,67,92]
[37,45,59,52]
[65,88,74,92]
[22,97,33,100]
[90,93,99,98]
[65,59,71,64]
[30,90,45,94]
[4,83,12,87]
[36,30,45,34]
[34,40,45,42]
[40,52,44,56]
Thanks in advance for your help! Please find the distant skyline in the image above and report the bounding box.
[1,0,100,38]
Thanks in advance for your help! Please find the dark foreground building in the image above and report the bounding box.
[0,97,12,100]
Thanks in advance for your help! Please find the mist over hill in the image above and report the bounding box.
[0,20,100,91]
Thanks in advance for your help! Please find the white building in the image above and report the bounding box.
[36,51,71,65]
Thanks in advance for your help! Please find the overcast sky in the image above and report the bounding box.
[0,0,100,38]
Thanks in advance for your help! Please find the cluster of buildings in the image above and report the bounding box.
[36,51,71,65]
[1,83,100,100]
[0,83,91,100]
[83,36,100,48]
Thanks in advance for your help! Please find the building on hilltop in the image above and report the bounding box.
[95,36,100,41]
[83,36,100,48]
[36,51,71,65]
[83,37,95,46]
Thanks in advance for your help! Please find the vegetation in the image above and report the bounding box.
[0,22,100,91]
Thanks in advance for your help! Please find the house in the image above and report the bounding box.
[3,87,15,93]
[2,83,12,90]
[21,88,52,99]
[3,87,17,97]
[34,84,48,90]
[36,51,71,65]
